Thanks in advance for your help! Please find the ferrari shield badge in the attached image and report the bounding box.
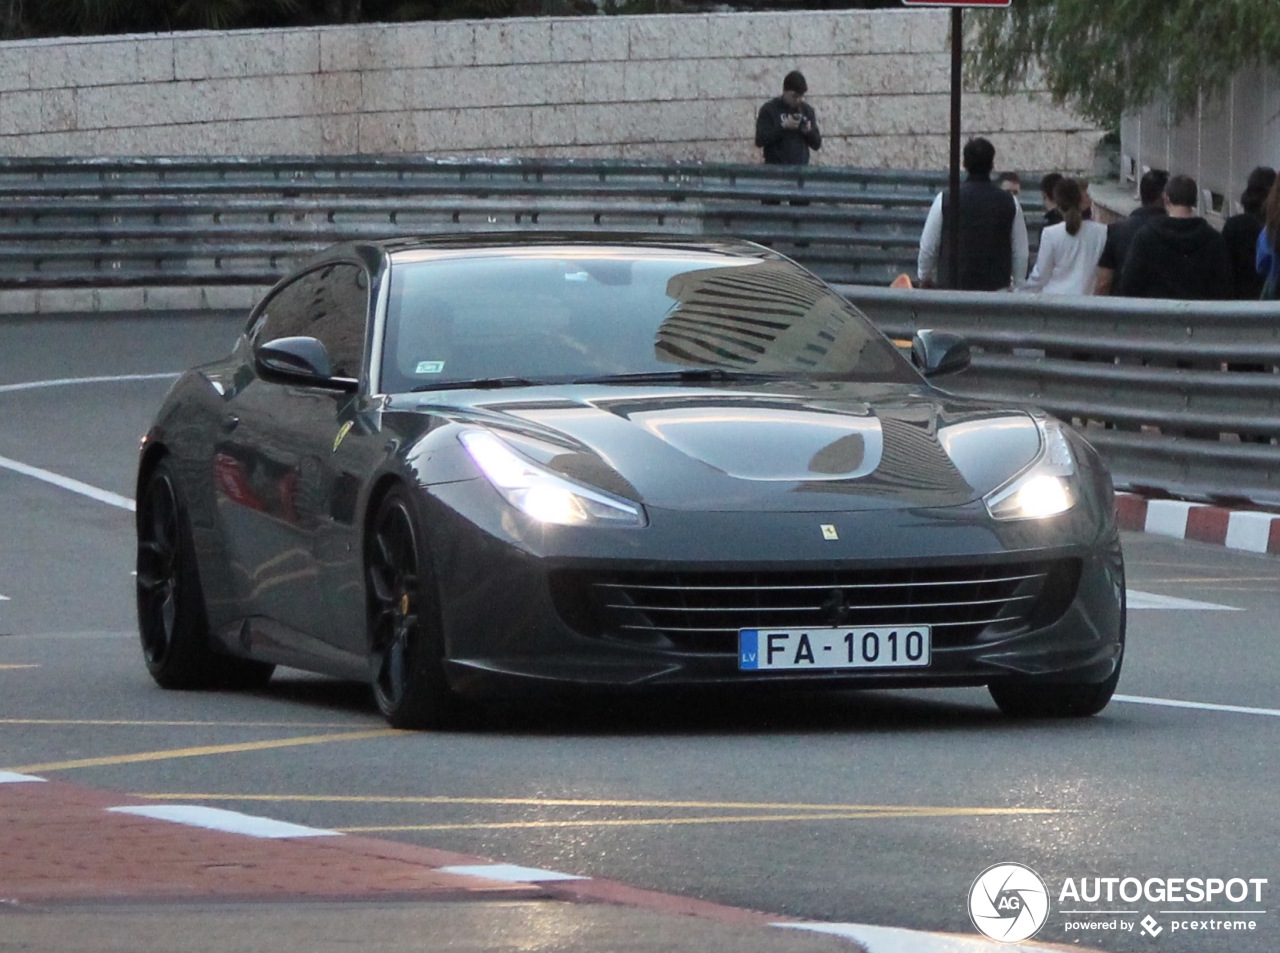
[821,524,839,540]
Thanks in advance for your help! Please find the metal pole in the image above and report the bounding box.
[947,7,962,290]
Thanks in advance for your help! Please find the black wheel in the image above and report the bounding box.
[988,663,1121,718]
[989,584,1126,719]
[366,486,461,729]
[136,459,274,690]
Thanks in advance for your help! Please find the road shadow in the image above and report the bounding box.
[254,672,1130,738]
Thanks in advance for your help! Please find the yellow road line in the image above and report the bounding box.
[6,729,397,774]
[137,792,1059,815]
[0,718,367,728]
[0,664,39,670]
[340,807,1056,833]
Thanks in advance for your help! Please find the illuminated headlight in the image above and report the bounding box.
[459,430,645,527]
[984,419,1078,520]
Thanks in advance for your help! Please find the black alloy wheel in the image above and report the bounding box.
[136,459,273,690]
[366,486,460,729]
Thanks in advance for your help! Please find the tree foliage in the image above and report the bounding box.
[967,0,1280,130]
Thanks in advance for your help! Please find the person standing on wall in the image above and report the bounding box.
[755,70,821,166]
[916,137,1029,291]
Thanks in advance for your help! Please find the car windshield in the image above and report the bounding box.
[379,247,916,394]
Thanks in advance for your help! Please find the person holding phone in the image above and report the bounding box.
[755,70,821,166]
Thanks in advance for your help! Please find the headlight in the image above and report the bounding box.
[984,418,1078,520]
[459,430,645,527]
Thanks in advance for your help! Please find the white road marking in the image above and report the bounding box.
[106,805,342,839]
[0,372,179,395]
[0,455,134,511]
[0,593,8,601]
[438,863,587,883]
[775,921,1075,952]
[0,772,46,784]
[1126,589,1239,611]
[1113,695,1280,719]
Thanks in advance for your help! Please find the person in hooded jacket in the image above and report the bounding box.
[1118,174,1232,299]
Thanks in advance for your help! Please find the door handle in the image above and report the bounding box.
[221,414,240,432]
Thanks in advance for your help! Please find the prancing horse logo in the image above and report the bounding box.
[821,524,838,540]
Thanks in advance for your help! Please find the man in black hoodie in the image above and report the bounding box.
[1118,174,1232,299]
[755,70,821,166]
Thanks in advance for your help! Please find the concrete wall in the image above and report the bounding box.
[1121,67,1280,217]
[0,10,1102,172]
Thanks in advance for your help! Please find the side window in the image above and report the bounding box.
[254,263,369,379]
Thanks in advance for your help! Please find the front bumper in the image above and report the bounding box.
[422,483,1125,699]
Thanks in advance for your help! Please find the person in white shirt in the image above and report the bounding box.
[1023,178,1108,295]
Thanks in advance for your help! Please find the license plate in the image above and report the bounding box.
[738,626,931,671]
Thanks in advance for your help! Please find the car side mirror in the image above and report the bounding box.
[255,335,356,390]
[911,329,970,378]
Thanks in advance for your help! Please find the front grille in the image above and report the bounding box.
[552,560,1081,654]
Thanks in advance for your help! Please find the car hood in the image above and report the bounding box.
[410,382,1044,513]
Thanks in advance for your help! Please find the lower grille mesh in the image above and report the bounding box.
[552,560,1080,653]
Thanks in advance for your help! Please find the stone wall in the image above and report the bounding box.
[0,10,1102,172]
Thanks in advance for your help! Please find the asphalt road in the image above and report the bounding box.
[1,313,1277,952]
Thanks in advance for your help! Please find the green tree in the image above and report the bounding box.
[967,0,1280,130]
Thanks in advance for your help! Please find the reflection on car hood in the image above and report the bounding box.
[427,382,1042,513]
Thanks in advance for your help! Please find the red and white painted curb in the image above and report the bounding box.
[0,772,1101,953]
[1116,492,1280,554]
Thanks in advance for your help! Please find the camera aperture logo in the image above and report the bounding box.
[969,863,1051,942]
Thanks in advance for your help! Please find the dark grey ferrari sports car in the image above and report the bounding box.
[136,234,1125,728]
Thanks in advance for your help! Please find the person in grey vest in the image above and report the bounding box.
[916,137,1029,290]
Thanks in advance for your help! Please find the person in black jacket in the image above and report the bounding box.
[1222,165,1276,300]
[755,70,821,166]
[1118,174,1232,300]
[1095,168,1168,294]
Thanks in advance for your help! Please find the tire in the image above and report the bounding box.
[989,574,1125,719]
[136,459,275,690]
[365,485,463,730]
[988,663,1122,718]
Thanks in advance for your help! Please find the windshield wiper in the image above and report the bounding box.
[410,376,540,392]
[572,369,788,385]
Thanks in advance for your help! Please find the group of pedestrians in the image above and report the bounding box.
[754,70,1279,303]
[908,141,1274,301]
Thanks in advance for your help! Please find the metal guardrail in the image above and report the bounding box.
[0,156,1045,289]
[841,285,1280,509]
[7,155,1271,510]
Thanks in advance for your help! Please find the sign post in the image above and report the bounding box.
[901,0,1012,289]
